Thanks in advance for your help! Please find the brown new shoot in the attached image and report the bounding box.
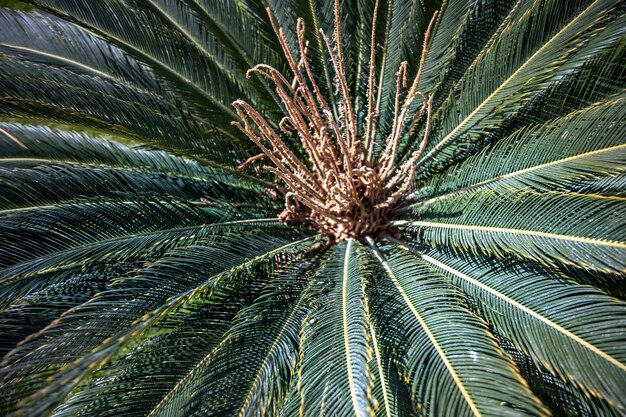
[232,2,437,242]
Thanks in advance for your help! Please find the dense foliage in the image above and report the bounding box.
[0,0,624,416]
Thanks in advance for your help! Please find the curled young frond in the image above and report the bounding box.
[233,1,437,241]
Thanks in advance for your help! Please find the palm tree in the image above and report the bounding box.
[0,0,624,415]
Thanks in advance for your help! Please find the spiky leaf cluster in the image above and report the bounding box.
[0,1,624,417]
[233,6,436,241]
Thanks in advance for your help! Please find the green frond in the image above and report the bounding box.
[0,230,316,416]
[372,0,440,142]
[0,124,282,317]
[0,9,246,164]
[414,0,625,175]
[281,240,376,417]
[1,123,212,177]
[0,55,219,153]
[0,9,164,92]
[261,0,335,106]
[48,250,324,417]
[180,0,285,87]
[142,253,324,417]
[0,123,274,210]
[503,341,623,417]
[421,0,517,107]
[367,242,549,416]
[412,247,626,411]
[399,189,625,274]
[365,337,413,417]
[410,93,626,203]
[29,0,244,123]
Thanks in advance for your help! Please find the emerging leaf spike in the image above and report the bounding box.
[233,3,437,242]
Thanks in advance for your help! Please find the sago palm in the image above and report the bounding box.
[0,0,624,416]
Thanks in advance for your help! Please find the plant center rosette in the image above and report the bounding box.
[233,5,437,242]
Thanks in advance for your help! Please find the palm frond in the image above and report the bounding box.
[29,0,245,124]
[414,0,625,175]
[372,0,440,143]
[502,340,623,416]
[410,246,626,410]
[142,253,324,417]
[180,0,285,105]
[367,241,549,416]
[260,0,336,109]
[49,250,323,417]
[408,94,626,203]
[281,240,375,417]
[0,123,274,209]
[0,230,316,416]
[398,189,625,274]
[0,9,164,92]
[0,8,247,164]
[421,0,518,107]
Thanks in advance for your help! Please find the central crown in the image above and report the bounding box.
[233,6,437,241]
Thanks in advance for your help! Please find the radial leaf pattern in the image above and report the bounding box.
[0,0,624,416]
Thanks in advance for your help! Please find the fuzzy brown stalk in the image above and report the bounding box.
[232,3,437,241]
